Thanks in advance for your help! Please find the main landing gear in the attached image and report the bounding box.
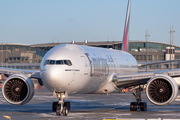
[129,85,147,111]
[52,92,70,116]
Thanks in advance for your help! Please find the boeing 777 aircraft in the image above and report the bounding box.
[1,0,180,116]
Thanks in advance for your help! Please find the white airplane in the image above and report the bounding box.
[1,0,180,116]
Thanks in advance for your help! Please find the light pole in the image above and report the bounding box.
[145,30,150,72]
[169,25,175,69]
[170,25,175,46]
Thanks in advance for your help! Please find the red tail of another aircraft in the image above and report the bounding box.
[121,0,131,52]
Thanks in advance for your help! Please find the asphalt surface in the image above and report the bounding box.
[1,87,180,120]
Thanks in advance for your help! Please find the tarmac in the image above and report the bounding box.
[1,87,180,120]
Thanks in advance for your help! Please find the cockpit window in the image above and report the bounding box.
[44,60,50,66]
[49,60,55,64]
[64,60,72,66]
[44,60,72,66]
[56,60,64,64]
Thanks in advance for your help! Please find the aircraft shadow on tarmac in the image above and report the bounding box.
[0,100,131,114]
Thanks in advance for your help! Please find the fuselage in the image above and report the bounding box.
[40,44,138,94]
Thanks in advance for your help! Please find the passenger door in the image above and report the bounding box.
[80,56,88,75]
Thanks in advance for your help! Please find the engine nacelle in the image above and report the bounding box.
[146,74,178,106]
[2,74,34,105]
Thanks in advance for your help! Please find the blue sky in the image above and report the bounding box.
[0,0,180,46]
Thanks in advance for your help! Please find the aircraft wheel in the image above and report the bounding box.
[63,107,68,116]
[64,101,71,110]
[140,102,147,111]
[52,102,58,111]
[56,106,61,116]
[130,102,137,111]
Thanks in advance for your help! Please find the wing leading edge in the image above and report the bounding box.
[113,69,180,88]
[0,67,42,85]
[138,59,180,67]
[0,67,40,78]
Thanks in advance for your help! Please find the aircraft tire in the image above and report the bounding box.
[130,102,137,111]
[64,101,70,110]
[63,107,68,116]
[140,102,147,111]
[56,106,61,116]
[52,102,58,111]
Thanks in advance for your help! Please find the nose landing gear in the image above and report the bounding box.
[52,92,70,116]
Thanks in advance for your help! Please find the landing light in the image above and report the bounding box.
[62,95,65,98]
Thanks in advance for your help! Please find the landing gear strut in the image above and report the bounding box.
[130,85,147,111]
[52,92,70,116]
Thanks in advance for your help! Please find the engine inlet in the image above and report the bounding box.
[4,79,28,102]
[148,79,172,103]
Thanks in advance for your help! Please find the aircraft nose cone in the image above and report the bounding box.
[49,67,62,80]
[43,66,63,91]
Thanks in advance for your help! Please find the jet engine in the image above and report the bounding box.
[2,74,34,105]
[146,74,178,106]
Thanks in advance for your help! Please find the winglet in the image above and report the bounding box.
[121,0,131,52]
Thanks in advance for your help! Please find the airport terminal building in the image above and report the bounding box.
[0,41,180,70]
[32,41,180,64]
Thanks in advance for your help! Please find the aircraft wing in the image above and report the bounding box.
[114,69,180,88]
[0,67,42,85]
[138,59,180,67]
